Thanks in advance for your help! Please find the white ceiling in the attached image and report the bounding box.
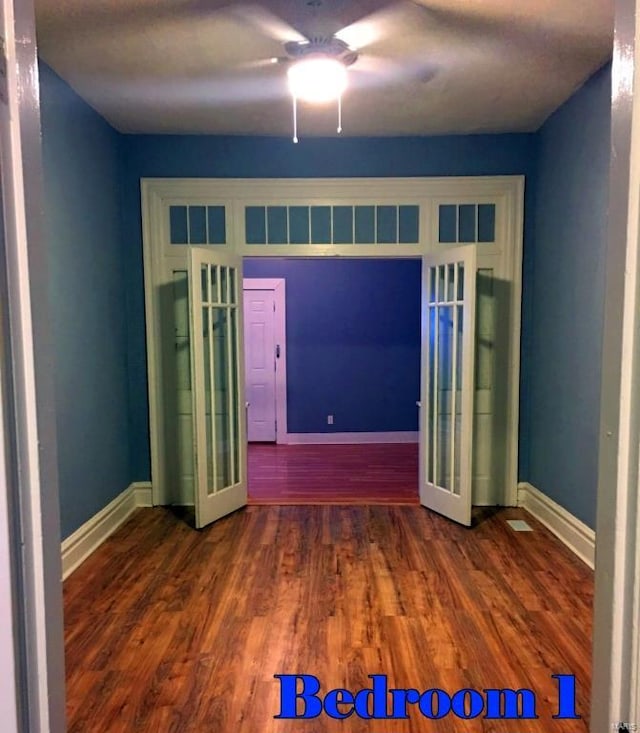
[35,0,614,136]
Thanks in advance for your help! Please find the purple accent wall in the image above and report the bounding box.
[243,258,422,433]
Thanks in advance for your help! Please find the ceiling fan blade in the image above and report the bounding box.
[352,53,438,88]
[90,67,288,107]
[227,4,305,44]
[244,0,394,41]
[335,2,415,50]
[234,55,289,70]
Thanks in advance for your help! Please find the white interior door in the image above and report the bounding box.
[420,245,477,526]
[189,247,247,529]
[243,289,277,441]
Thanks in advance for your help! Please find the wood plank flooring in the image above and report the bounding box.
[248,443,419,504]
[64,505,592,732]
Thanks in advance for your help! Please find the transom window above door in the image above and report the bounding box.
[152,177,513,256]
[438,203,496,244]
[169,205,227,245]
[244,203,421,246]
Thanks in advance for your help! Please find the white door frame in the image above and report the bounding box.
[591,1,640,729]
[243,277,288,443]
[0,0,66,728]
[141,176,524,508]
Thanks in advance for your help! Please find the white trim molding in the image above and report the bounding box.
[285,431,419,445]
[1,0,67,726]
[142,176,523,511]
[61,482,153,579]
[132,481,153,507]
[591,2,640,727]
[518,482,595,569]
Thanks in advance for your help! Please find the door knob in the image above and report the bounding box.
[416,401,422,407]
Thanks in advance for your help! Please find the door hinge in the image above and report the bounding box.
[273,302,276,312]
[0,38,8,105]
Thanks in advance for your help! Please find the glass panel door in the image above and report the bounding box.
[420,245,477,526]
[189,247,246,528]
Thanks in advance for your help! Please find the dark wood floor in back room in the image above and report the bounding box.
[248,442,419,503]
[64,505,593,733]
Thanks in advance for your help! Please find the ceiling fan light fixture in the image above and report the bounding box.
[287,56,348,104]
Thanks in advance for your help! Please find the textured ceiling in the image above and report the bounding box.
[35,0,614,136]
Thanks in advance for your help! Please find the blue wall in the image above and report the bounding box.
[40,64,130,538]
[527,64,611,529]
[243,258,421,432]
[123,134,537,480]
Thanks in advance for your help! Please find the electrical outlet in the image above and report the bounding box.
[327,415,334,425]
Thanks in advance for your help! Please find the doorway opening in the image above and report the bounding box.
[239,255,511,512]
[242,259,422,504]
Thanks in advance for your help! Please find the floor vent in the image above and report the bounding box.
[507,519,533,532]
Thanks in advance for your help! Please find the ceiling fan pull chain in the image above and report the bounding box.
[292,95,299,143]
[337,94,342,134]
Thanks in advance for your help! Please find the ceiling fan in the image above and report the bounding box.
[221,0,443,140]
[260,32,359,140]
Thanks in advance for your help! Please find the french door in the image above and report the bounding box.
[188,247,247,528]
[420,245,478,526]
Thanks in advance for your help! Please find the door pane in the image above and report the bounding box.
[476,268,495,390]
[210,265,219,304]
[427,305,436,484]
[229,266,237,304]
[230,307,240,483]
[438,265,446,301]
[201,264,208,303]
[457,263,465,300]
[173,269,194,502]
[436,305,454,490]
[213,307,231,492]
[447,263,455,301]
[203,307,214,492]
[454,304,463,495]
[220,266,228,304]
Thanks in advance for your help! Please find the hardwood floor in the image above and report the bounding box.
[248,443,419,504]
[64,505,592,732]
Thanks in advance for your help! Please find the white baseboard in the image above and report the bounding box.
[284,431,419,445]
[518,482,595,569]
[131,481,153,506]
[61,482,153,580]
